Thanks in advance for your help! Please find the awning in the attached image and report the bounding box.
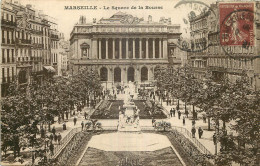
[43,66,56,73]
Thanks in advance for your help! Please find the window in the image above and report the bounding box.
[7,49,10,63]
[2,49,5,63]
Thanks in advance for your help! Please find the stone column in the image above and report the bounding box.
[126,38,129,59]
[159,38,162,59]
[133,38,135,59]
[113,38,115,59]
[99,39,101,59]
[139,38,142,59]
[91,38,98,59]
[153,38,155,59]
[163,38,167,59]
[106,38,108,59]
[146,38,149,59]
[119,38,122,59]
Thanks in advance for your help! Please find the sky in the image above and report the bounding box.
[18,0,216,40]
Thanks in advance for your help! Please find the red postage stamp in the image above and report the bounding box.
[219,3,254,46]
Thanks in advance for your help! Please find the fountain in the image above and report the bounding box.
[118,83,141,132]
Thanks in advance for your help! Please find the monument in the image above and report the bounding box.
[118,83,141,132]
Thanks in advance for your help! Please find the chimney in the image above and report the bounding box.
[148,15,152,22]
[79,15,86,24]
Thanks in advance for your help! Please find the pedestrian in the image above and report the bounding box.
[170,108,173,117]
[45,137,49,147]
[58,116,61,124]
[191,127,196,138]
[185,110,189,118]
[81,121,84,131]
[52,126,56,135]
[178,110,181,119]
[63,122,66,130]
[213,133,217,145]
[195,111,198,120]
[198,127,203,139]
[173,108,176,117]
[152,117,156,127]
[57,133,62,145]
[49,143,54,156]
[40,128,45,138]
[203,115,206,123]
[183,116,185,126]
[74,116,77,126]
[54,134,58,144]
[192,120,196,126]
[66,111,69,120]
[49,133,54,143]
[84,111,87,120]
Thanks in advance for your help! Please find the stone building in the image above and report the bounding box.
[188,3,260,90]
[207,3,260,90]
[188,9,209,79]
[70,12,183,90]
[1,1,17,97]
[0,0,60,96]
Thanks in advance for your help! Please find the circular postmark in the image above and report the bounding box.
[174,0,217,53]
[174,0,260,61]
[219,4,260,60]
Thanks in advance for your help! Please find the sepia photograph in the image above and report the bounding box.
[0,0,259,165]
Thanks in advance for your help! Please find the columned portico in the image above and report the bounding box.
[96,37,166,60]
[70,12,182,88]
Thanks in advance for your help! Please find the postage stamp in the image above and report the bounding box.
[219,3,254,46]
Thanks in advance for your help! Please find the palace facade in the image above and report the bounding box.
[69,12,183,89]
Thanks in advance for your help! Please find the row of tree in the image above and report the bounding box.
[154,65,260,166]
[1,69,102,160]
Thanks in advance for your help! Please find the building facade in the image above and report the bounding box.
[188,9,209,79]
[188,3,260,90]
[70,12,183,89]
[1,1,17,97]
[0,0,60,97]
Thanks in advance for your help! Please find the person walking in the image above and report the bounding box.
[49,133,53,143]
[191,127,196,138]
[57,133,62,145]
[152,117,156,127]
[173,108,176,117]
[198,127,203,139]
[84,111,87,120]
[63,122,66,130]
[213,133,217,145]
[183,116,185,126]
[40,128,45,138]
[66,111,69,120]
[54,134,58,144]
[178,110,181,119]
[81,121,84,131]
[203,115,206,123]
[73,116,77,126]
[170,108,173,117]
[192,120,196,126]
[52,126,56,135]
[49,143,54,156]
[45,137,49,148]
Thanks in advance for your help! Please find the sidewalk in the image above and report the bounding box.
[159,99,220,155]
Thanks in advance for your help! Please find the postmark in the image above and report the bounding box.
[219,3,254,46]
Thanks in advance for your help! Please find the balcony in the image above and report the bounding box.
[1,19,16,27]
[32,43,44,48]
[16,38,32,45]
[32,30,43,35]
[50,34,59,40]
